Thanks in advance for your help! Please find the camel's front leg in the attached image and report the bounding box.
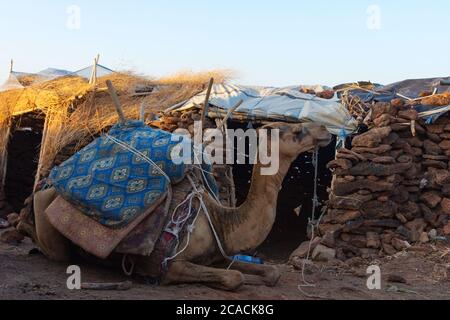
[163,261,245,291]
[227,261,281,287]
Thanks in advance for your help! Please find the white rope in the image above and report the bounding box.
[187,174,231,261]
[311,147,320,220]
[162,174,231,268]
[298,147,321,290]
[105,134,171,183]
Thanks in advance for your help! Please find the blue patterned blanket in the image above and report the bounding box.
[49,121,217,229]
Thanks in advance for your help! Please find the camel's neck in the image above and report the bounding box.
[206,154,295,254]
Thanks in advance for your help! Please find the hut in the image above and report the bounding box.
[0,66,232,218]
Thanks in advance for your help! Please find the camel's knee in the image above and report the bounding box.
[34,189,71,262]
[222,270,245,291]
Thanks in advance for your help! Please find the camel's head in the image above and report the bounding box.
[263,122,332,158]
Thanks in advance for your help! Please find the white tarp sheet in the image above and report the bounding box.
[175,84,358,136]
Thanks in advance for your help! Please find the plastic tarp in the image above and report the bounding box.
[0,73,24,92]
[175,84,358,136]
[73,64,114,79]
[336,77,450,123]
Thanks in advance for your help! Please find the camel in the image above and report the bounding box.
[19,122,331,291]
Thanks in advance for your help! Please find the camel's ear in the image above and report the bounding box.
[261,122,289,136]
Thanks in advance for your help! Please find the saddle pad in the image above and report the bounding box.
[45,194,167,259]
[48,121,186,229]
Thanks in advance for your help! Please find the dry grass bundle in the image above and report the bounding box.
[29,69,232,178]
[420,92,450,107]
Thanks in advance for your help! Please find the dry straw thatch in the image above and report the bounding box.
[0,69,232,185]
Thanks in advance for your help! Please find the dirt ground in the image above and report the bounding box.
[0,232,449,300]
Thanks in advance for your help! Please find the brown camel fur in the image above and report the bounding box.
[20,122,331,291]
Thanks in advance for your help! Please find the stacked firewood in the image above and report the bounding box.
[318,100,450,260]
[149,109,214,134]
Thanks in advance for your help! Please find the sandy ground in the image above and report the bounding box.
[0,233,449,300]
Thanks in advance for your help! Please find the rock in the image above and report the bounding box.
[335,162,412,177]
[393,139,414,154]
[0,230,24,245]
[395,214,408,225]
[387,274,408,284]
[333,179,394,196]
[392,187,410,204]
[439,140,450,150]
[444,222,450,235]
[382,132,400,145]
[372,102,397,120]
[366,232,381,249]
[443,185,450,197]
[328,193,373,210]
[423,154,449,161]
[391,238,411,251]
[324,209,361,224]
[428,229,438,239]
[372,156,396,164]
[321,231,337,248]
[427,132,442,143]
[352,127,392,148]
[318,224,344,236]
[353,145,392,154]
[361,200,397,219]
[312,244,336,262]
[382,242,397,255]
[290,237,322,259]
[340,234,367,248]
[427,124,445,134]
[431,169,450,186]
[421,192,442,208]
[423,160,447,169]
[440,198,450,215]
[421,204,439,227]
[399,201,422,220]
[419,232,430,243]
[0,218,9,229]
[7,213,19,227]
[373,114,395,127]
[424,140,442,155]
[398,109,418,121]
[406,218,427,233]
[363,219,400,229]
[397,155,413,163]
[327,159,353,170]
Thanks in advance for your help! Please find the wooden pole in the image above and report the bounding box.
[106,80,127,124]
[9,59,13,74]
[217,99,243,132]
[200,78,214,125]
[94,54,100,84]
[139,101,146,122]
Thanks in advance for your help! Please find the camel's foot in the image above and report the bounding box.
[228,261,281,287]
[16,220,37,242]
[164,261,245,291]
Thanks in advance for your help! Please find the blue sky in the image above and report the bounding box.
[0,0,449,86]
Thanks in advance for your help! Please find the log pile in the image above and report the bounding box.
[316,100,450,260]
[149,109,215,134]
